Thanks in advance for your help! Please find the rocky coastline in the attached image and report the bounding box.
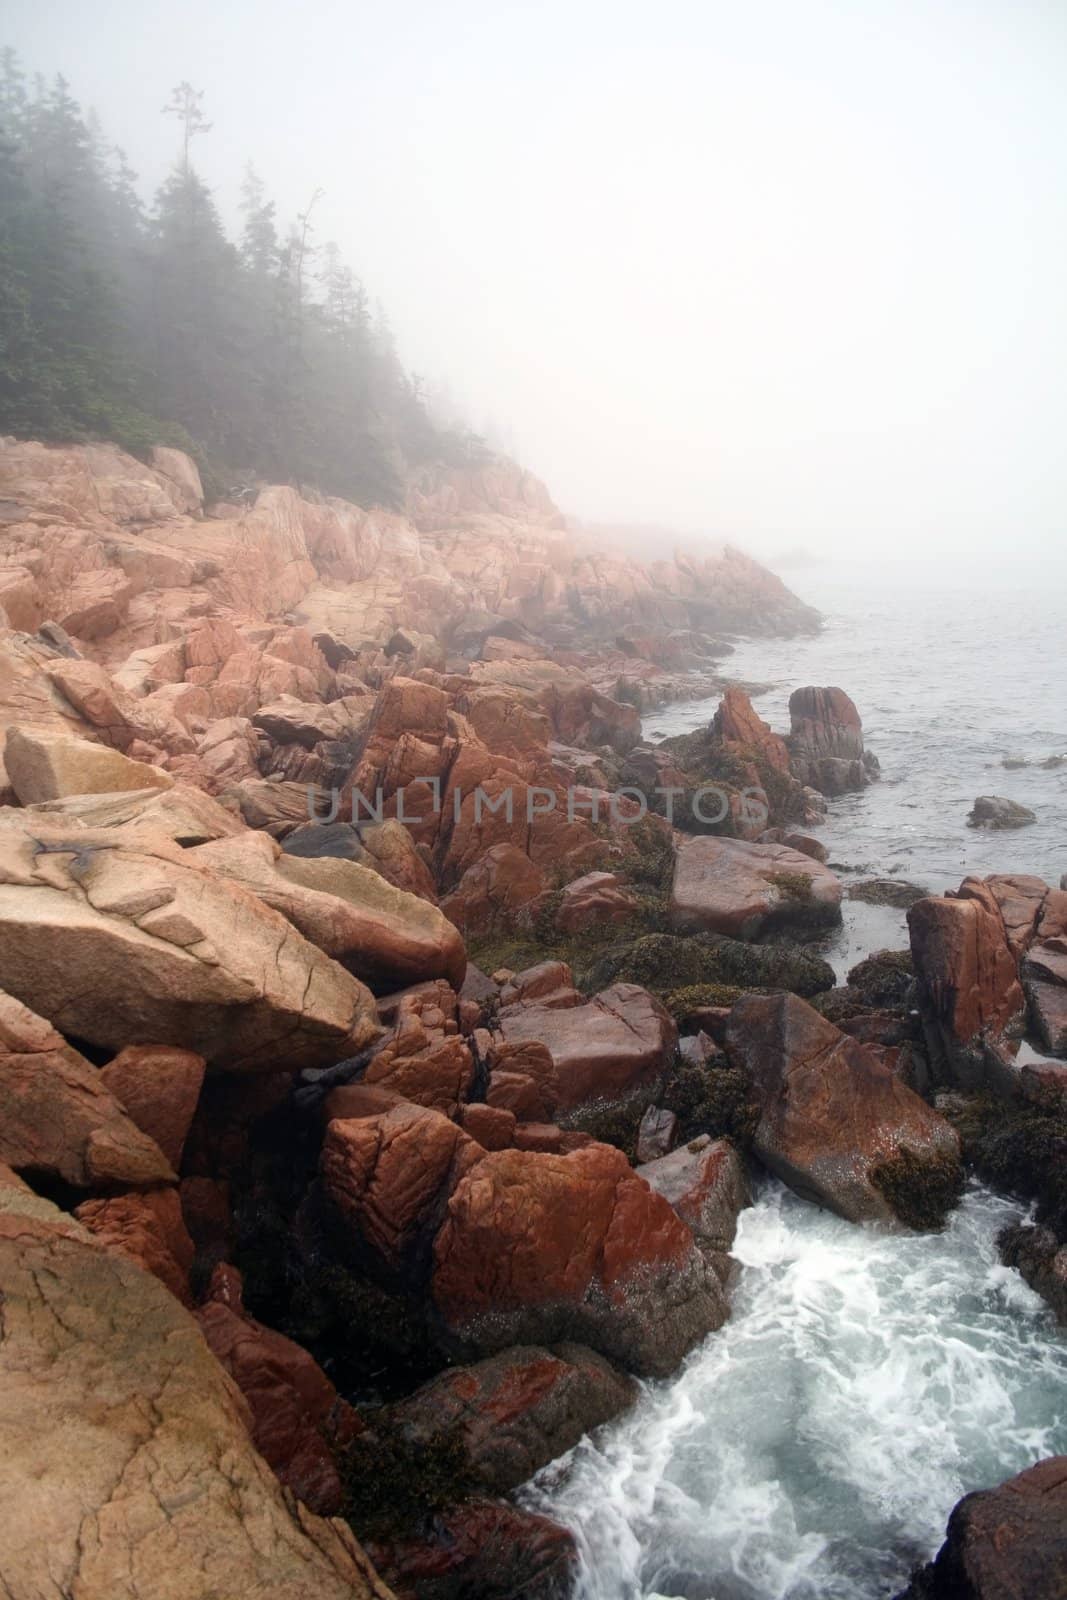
[0,437,1064,1600]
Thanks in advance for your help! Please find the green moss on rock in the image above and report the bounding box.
[870,1146,965,1231]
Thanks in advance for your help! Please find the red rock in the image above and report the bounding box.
[554,871,639,934]
[499,959,583,1011]
[98,1044,205,1171]
[637,1135,748,1278]
[74,1187,195,1304]
[787,685,871,795]
[894,1456,1067,1600]
[498,983,678,1111]
[320,1103,483,1284]
[908,892,1025,1081]
[670,835,843,940]
[432,1141,725,1376]
[726,992,962,1225]
[362,982,475,1115]
[712,686,791,772]
[367,1499,577,1600]
[458,1102,517,1150]
[385,1343,635,1493]
[485,1038,560,1121]
[440,843,546,935]
[511,1122,567,1153]
[197,1265,360,1516]
[321,1082,406,1127]
[0,989,174,1191]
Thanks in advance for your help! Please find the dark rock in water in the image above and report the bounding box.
[1001,754,1029,769]
[367,1499,579,1600]
[787,685,872,796]
[999,1224,1067,1325]
[849,878,928,909]
[968,795,1037,829]
[381,1343,636,1495]
[893,1456,1067,1599]
[725,991,962,1226]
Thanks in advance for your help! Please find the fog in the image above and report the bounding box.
[7,0,1067,564]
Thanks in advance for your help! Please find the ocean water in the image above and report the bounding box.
[524,1182,1067,1600]
[647,565,1067,975]
[525,567,1067,1599]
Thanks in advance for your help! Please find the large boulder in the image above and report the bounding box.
[4,725,173,803]
[192,830,466,992]
[670,834,842,940]
[384,1343,636,1494]
[366,1500,576,1600]
[893,1456,1067,1600]
[725,992,962,1226]
[0,989,174,1190]
[0,814,379,1071]
[787,685,872,795]
[908,890,1026,1086]
[497,982,677,1111]
[0,1187,394,1600]
[432,1141,726,1376]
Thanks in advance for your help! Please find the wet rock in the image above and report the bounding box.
[725,992,962,1226]
[0,1185,394,1600]
[432,1141,726,1375]
[498,982,677,1111]
[636,1134,749,1278]
[908,891,1026,1087]
[367,1499,577,1600]
[320,1103,483,1286]
[760,828,830,863]
[999,1225,1067,1326]
[968,794,1037,829]
[384,1343,636,1494]
[671,835,843,940]
[893,1456,1067,1600]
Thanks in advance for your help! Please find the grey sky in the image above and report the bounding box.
[7,0,1067,561]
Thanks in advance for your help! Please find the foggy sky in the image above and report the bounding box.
[7,0,1067,563]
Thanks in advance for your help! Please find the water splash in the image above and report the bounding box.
[523,1182,1067,1600]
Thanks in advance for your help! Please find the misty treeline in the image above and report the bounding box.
[0,51,482,505]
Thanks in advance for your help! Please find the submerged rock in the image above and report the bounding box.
[968,794,1037,829]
